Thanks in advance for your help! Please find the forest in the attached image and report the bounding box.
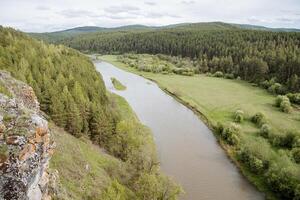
[0,26,181,199]
[54,24,300,94]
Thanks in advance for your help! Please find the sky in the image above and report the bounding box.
[1,0,300,32]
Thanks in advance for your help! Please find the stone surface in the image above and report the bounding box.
[0,71,55,200]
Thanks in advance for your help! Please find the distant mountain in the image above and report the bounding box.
[231,23,300,32]
[29,22,300,43]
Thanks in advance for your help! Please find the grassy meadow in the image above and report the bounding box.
[100,54,300,200]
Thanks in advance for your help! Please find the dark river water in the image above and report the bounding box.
[95,60,264,200]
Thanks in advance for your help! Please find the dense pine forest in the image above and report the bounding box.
[52,23,300,94]
[0,26,181,199]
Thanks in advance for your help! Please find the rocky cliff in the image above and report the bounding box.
[0,71,55,200]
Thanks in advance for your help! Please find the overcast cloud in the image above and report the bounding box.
[0,0,299,32]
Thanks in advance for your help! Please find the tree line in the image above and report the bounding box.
[60,28,300,93]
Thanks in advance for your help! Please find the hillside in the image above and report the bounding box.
[46,23,300,94]
[30,22,300,44]
[0,26,181,199]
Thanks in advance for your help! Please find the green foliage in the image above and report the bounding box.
[275,95,292,113]
[234,109,244,123]
[213,71,224,78]
[280,100,292,113]
[287,93,300,105]
[292,148,300,164]
[0,26,114,140]
[271,131,298,148]
[111,77,126,90]
[101,180,132,200]
[220,123,240,146]
[251,112,266,127]
[134,173,183,200]
[260,124,271,138]
[265,165,299,199]
[0,144,8,162]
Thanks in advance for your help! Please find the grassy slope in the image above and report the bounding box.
[100,55,300,199]
[49,93,140,200]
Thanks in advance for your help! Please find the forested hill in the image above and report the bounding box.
[0,26,115,139]
[36,22,300,93]
[30,22,300,43]
[0,26,181,199]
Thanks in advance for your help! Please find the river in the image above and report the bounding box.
[95,60,263,200]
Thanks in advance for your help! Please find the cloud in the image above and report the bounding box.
[144,1,156,6]
[57,9,101,18]
[181,0,195,5]
[36,5,51,11]
[104,5,140,14]
[145,12,181,18]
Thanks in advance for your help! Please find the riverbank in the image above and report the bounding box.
[99,54,300,200]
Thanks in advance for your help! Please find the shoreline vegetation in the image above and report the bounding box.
[99,54,300,200]
[111,77,126,90]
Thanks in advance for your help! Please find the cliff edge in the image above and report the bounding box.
[0,71,55,200]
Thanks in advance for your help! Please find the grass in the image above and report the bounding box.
[111,77,126,90]
[50,123,128,200]
[0,81,12,97]
[100,54,300,199]
[49,92,155,199]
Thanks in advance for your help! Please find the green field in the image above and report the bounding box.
[100,54,300,200]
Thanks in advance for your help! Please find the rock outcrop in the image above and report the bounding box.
[0,71,55,200]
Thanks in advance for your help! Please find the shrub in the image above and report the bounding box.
[221,123,240,145]
[280,99,292,113]
[287,93,300,105]
[265,165,298,199]
[260,80,271,89]
[293,136,300,148]
[215,122,224,135]
[271,131,297,148]
[260,124,271,138]
[292,148,300,163]
[224,73,234,79]
[275,95,289,107]
[251,112,266,127]
[234,110,244,123]
[213,71,223,78]
[237,148,267,174]
[268,83,286,94]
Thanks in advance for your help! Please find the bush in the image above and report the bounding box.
[287,93,300,105]
[234,110,244,123]
[221,123,240,145]
[293,136,300,148]
[268,83,286,94]
[271,131,297,148]
[237,148,267,174]
[280,100,292,113]
[260,124,271,138]
[213,71,223,78]
[251,112,266,127]
[292,148,300,164]
[275,95,289,107]
[265,165,298,199]
[224,73,234,79]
